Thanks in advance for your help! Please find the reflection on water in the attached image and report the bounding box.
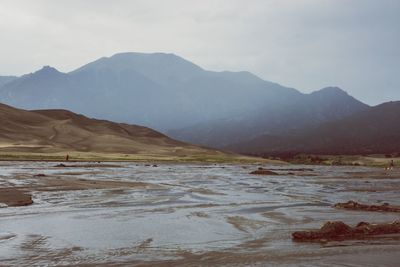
[0,162,399,266]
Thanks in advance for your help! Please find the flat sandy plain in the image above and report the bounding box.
[0,161,399,266]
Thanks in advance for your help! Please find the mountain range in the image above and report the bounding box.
[229,101,400,155]
[168,86,368,147]
[1,52,397,155]
[0,76,16,87]
[0,53,310,133]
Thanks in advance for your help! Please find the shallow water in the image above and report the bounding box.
[0,162,399,266]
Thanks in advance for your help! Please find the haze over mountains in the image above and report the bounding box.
[169,86,369,147]
[0,52,375,153]
[0,76,16,88]
[0,52,307,132]
[230,101,400,155]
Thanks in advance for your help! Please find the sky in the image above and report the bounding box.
[0,0,399,105]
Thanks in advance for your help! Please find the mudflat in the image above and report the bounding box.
[0,188,33,207]
[0,161,399,266]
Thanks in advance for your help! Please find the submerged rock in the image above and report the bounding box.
[334,200,400,212]
[292,220,400,242]
[55,163,67,167]
[249,167,279,175]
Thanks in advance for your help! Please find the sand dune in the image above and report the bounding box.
[0,103,231,159]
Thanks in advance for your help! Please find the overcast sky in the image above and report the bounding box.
[0,0,399,105]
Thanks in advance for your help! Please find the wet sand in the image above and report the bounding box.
[0,188,33,207]
[0,162,399,266]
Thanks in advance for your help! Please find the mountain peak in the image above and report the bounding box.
[34,66,63,76]
[111,51,179,58]
[308,86,369,110]
[107,52,203,71]
[70,51,204,84]
[311,86,348,96]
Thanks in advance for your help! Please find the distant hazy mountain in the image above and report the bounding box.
[168,87,369,147]
[229,101,400,155]
[0,53,301,132]
[0,52,368,148]
[0,102,225,158]
[0,75,17,87]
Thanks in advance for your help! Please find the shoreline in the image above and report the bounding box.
[2,155,397,167]
[0,153,281,165]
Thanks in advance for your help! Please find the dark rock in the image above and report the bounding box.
[250,167,279,175]
[292,220,400,242]
[55,163,67,167]
[320,221,352,235]
[334,200,400,212]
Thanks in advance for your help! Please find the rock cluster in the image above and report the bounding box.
[292,220,400,242]
[334,200,400,212]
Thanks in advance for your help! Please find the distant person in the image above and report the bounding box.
[66,154,69,161]
[390,160,394,170]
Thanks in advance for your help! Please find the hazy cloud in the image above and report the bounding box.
[0,0,399,104]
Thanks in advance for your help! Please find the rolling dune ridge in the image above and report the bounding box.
[0,103,255,162]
